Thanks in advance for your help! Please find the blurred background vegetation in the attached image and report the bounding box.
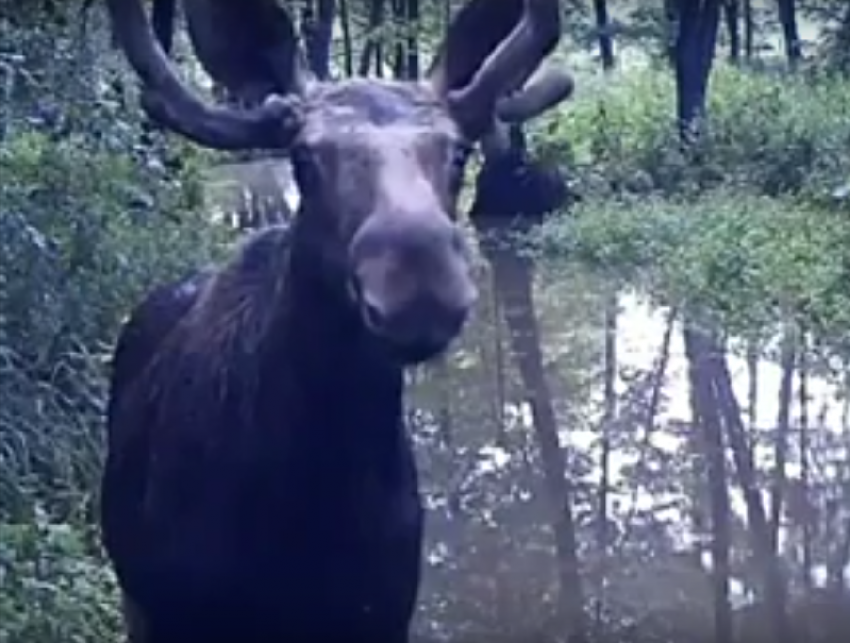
[0,1,848,642]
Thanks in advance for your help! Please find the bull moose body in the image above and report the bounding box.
[104,226,425,641]
[99,1,573,641]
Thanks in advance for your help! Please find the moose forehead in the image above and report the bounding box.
[300,79,461,149]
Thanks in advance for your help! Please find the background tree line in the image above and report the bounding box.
[0,1,848,642]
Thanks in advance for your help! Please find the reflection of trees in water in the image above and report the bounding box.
[407,240,850,642]
[402,177,850,643]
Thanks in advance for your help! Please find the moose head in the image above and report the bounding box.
[106,0,573,363]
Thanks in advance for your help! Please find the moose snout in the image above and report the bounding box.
[360,287,471,349]
[350,212,477,364]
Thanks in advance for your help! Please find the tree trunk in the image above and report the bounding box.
[594,288,617,627]
[593,0,615,70]
[303,0,337,80]
[405,0,420,79]
[743,0,755,60]
[797,332,813,593]
[746,337,759,429]
[487,244,586,643]
[338,0,353,76]
[724,0,741,63]
[391,0,405,78]
[769,325,795,553]
[469,125,586,643]
[708,331,792,643]
[684,320,734,643]
[358,0,385,77]
[775,0,802,67]
[672,0,721,139]
[388,0,419,80]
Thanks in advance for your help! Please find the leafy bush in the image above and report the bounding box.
[535,63,850,200]
[0,516,119,643]
[0,13,249,639]
[0,128,233,519]
[534,189,850,361]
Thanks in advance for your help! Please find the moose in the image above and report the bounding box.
[99,0,574,641]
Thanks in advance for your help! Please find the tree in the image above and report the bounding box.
[593,0,615,70]
[775,0,802,66]
[670,0,722,137]
[470,125,586,643]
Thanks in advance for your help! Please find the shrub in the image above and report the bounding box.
[534,189,850,361]
[533,63,850,201]
[0,129,233,520]
[0,516,120,643]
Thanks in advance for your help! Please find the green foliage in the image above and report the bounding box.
[0,9,244,638]
[530,61,850,372]
[0,127,233,522]
[535,189,850,365]
[537,63,850,200]
[0,517,119,643]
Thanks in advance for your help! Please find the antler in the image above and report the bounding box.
[496,63,574,123]
[181,0,311,106]
[448,0,562,120]
[106,0,303,150]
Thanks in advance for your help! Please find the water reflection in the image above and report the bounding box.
[408,244,849,641]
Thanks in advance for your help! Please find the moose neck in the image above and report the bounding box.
[268,216,408,444]
[174,221,408,461]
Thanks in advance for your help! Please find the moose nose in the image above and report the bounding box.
[350,211,477,362]
[360,289,472,364]
[360,290,471,344]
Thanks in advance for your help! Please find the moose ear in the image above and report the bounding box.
[180,0,310,105]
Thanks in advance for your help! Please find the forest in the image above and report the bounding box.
[0,0,848,642]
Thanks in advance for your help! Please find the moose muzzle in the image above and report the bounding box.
[349,210,477,364]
